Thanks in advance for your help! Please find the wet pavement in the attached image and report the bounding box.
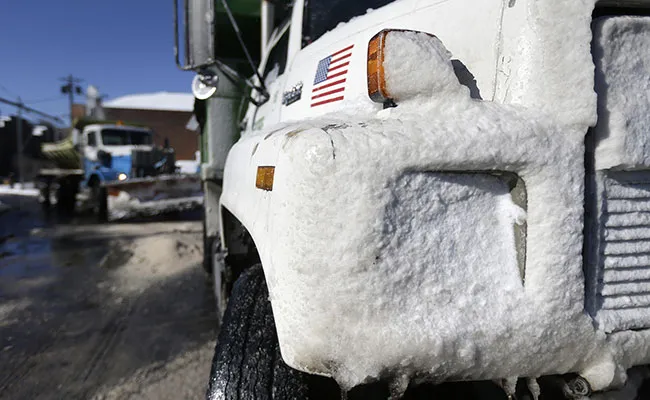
[0,195,217,399]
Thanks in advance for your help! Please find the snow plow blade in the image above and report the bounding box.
[104,174,202,220]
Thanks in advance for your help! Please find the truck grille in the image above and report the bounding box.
[597,172,650,332]
[131,148,176,177]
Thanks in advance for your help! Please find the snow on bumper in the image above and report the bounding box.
[220,100,641,390]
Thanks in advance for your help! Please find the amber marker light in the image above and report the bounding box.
[368,29,441,105]
[256,166,275,191]
[367,30,391,103]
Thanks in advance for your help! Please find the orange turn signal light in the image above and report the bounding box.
[256,166,275,191]
[367,30,391,103]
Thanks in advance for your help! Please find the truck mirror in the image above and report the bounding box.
[174,0,215,70]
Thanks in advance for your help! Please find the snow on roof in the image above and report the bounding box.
[104,92,195,112]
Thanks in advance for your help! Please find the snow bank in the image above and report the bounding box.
[123,235,201,277]
[0,184,39,197]
[176,160,200,174]
[593,17,650,170]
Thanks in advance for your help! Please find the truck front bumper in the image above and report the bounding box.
[220,105,635,390]
[105,174,202,220]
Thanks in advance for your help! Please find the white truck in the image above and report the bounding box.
[176,0,650,398]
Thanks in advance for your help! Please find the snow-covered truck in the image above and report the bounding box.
[177,0,650,398]
[38,119,202,220]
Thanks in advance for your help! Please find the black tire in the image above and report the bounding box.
[206,264,340,400]
[56,180,76,215]
[98,187,108,222]
[92,184,108,222]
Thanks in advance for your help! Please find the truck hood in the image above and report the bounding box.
[110,154,132,176]
[101,145,153,157]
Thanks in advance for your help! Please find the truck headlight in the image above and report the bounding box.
[118,173,128,181]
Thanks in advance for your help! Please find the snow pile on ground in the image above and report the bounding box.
[104,92,194,112]
[126,235,201,273]
[0,183,39,197]
[97,227,201,293]
[593,17,650,170]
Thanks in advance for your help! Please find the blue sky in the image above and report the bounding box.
[0,0,193,125]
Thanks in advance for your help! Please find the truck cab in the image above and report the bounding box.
[178,0,650,398]
[79,123,155,185]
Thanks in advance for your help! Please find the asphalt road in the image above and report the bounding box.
[0,195,217,399]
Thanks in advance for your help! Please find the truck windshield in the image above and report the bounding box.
[101,129,152,146]
[303,0,395,45]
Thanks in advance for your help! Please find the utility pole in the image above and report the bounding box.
[59,75,83,127]
[16,97,23,185]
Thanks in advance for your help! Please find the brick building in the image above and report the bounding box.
[101,92,198,161]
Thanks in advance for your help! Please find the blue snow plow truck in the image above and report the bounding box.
[38,119,202,220]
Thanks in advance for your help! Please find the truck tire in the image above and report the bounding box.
[98,187,108,222]
[206,264,340,400]
[92,184,108,222]
[56,179,76,215]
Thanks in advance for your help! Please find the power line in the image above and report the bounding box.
[0,83,19,98]
[0,95,65,123]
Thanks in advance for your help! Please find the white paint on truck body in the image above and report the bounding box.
[218,0,650,392]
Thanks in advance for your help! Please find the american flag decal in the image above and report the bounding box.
[311,44,354,107]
